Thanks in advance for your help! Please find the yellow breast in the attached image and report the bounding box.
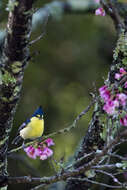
[20,117,44,140]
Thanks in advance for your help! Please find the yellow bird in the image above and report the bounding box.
[12,106,44,144]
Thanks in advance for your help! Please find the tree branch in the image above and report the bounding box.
[0,0,34,188]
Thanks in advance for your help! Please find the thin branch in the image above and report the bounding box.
[66,177,124,189]
[100,0,125,32]
[92,164,118,170]
[95,170,122,185]
[29,12,49,45]
[65,152,95,170]
[108,153,127,161]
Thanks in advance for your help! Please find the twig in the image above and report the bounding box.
[95,169,122,185]
[65,152,95,170]
[30,12,49,45]
[100,0,125,32]
[108,153,127,161]
[67,177,124,189]
[92,164,117,170]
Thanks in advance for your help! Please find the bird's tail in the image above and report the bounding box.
[12,135,22,145]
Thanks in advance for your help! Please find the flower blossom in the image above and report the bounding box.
[24,145,38,159]
[124,81,127,88]
[99,85,110,101]
[117,93,127,106]
[99,85,127,115]
[120,115,127,126]
[115,67,126,80]
[120,68,126,74]
[115,73,121,80]
[95,8,105,16]
[40,147,53,160]
[103,99,119,115]
[24,138,54,160]
[45,138,55,146]
[99,66,127,125]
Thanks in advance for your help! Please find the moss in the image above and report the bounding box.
[6,0,18,12]
[0,136,8,146]
[13,86,20,96]
[1,97,9,102]
[2,71,16,86]
[122,57,127,65]
[113,30,127,60]
[8,86,21,102]
[11,61,22,74]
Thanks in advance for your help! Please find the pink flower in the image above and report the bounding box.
[40,154,48,160]
[43,147,53,157]
[115,73,121,80]
[24,146,38,159]
[120,68,126,74]
[120,115,127,126]
[124,81,127,88]
[99,85,110,101]
[95,8,105,16]
[35,146,43,156]
[117,93,127,106]
[39,147,53,160]
[24,139,54,160]
[115,68,126,80]
[103,99,119,115]
[45,138,55,147]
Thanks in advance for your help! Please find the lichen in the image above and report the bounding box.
[2,71,16,86]
[13,86,20,96]
[11,61,22,74]
[113,30,127,60]
[6,0,18,12]
[1,97,9,102]
[122,57,127,65]
[0,136,8,146]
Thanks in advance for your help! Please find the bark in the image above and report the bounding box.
[0,0,34,188]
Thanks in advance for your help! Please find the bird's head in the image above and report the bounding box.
[32,106,44,119]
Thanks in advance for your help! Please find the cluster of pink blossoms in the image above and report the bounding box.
[115,68,127,88]
[94,0,106,16]
[99,67,127,126]
[24,138,54,160]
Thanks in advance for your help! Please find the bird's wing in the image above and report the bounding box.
[17,118,31,132]
[12,120,31,144]
[18,122,27,132]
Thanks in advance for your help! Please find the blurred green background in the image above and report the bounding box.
[0,0,116,189]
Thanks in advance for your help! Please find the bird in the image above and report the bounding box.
[12,106,44,145]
